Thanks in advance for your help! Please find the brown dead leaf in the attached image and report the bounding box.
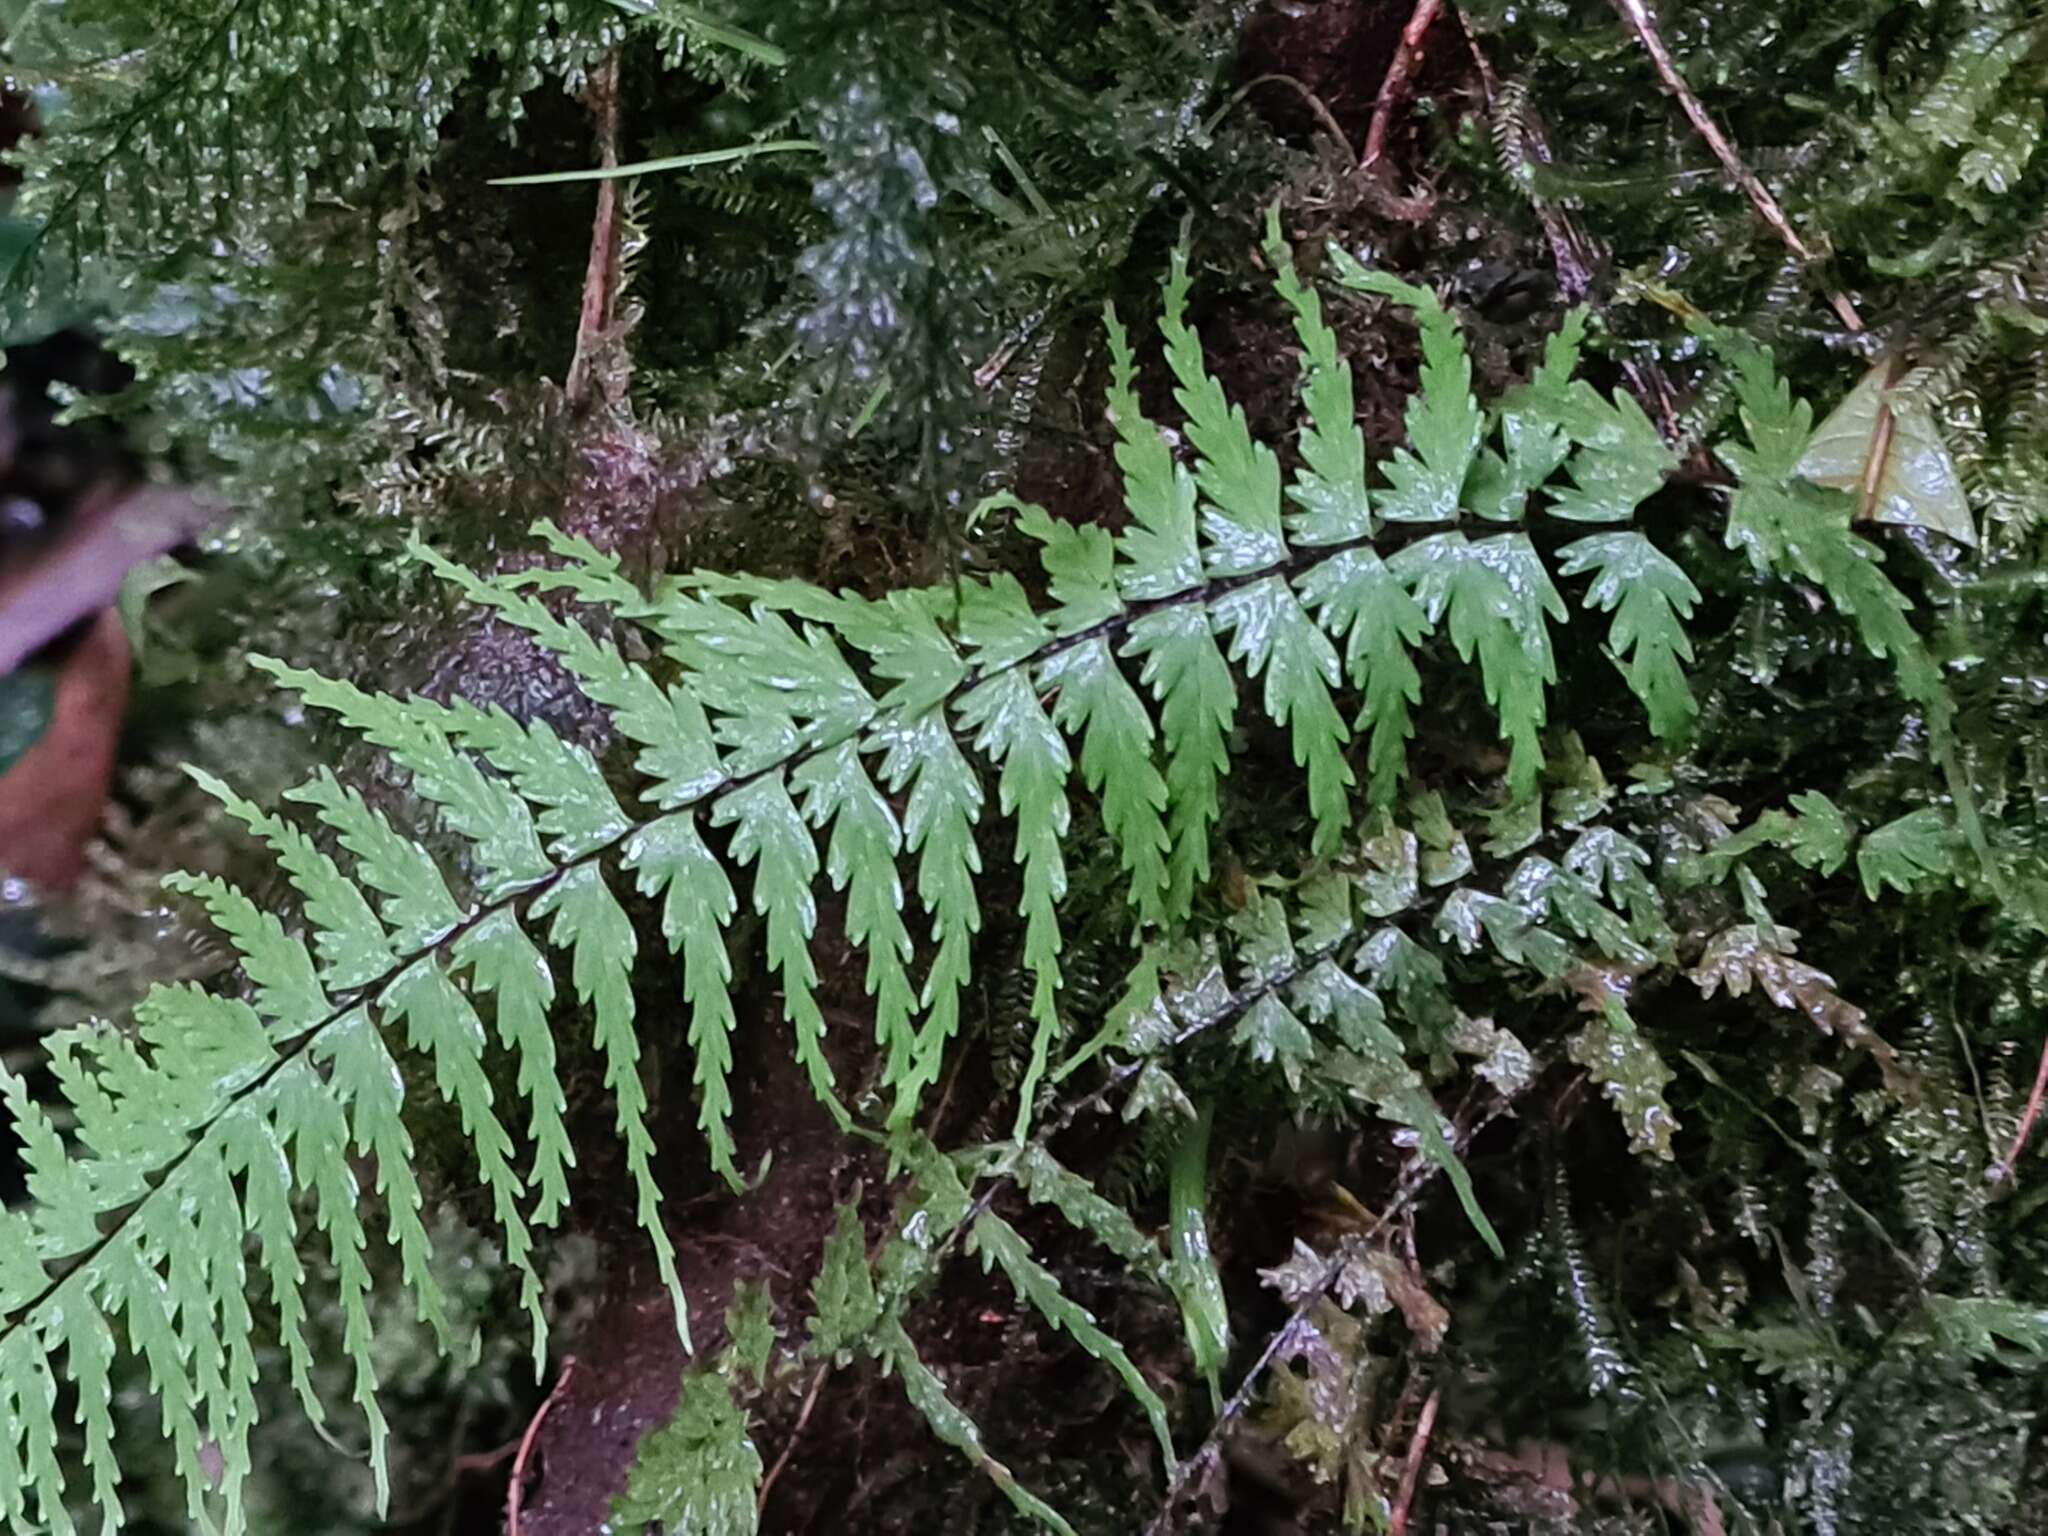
[0,610,129,890]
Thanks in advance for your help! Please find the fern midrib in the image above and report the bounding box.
[941,922,1349,1265]
[5,848,597,1343]
[944,784,1657,1265]
[0,506,1627,1351]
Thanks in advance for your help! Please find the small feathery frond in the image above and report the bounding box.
[8,0,619,287]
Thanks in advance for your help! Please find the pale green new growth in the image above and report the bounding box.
[610,1373,763,1535]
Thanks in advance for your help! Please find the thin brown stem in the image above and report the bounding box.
[1999,1035,2048,1181]
[505,1355,576,1536]
[1240,72,1358,162]
[1388,1387,1441,1536]
[565,52,624,407]
[757,1361,832,1516]
[1455,12,1688,436]
[1143,1072,1529,1535]
[1362,0,1445,171]
[1612,0,1862,333]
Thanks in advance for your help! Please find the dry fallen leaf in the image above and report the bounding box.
[0,610,129,890]
[1796,358,1976,548]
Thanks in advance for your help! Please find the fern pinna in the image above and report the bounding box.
[0,217,1966,1530]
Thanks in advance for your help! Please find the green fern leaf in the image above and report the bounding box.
[377,965,537,1341]
[411,539,728,810]
[808,1204,881,1363]
[1356,926,1457,1042]
[957,664,1072,1135]
[1567,995,1678,1160]
[794,740,920,1091]
[1556,531,1701,738]
[220,1100,323,1431]
[430,699,632,861]
[533,865,692,1348]
[833,592,980,943]
[318,1009,457,1352]
[1123,602,1234,919]
[1506,315,1678,524]
[259,661,554,900]
[1106,297,1232,914]
[1927,1296,2048,1362]
[99,1235,206,1521]
[1010,504,1173,928]
[968,1211,1177,1469]
[626,813,744,1188]
[1391,533,1566,797]
[1166,1106,1229,1410]
[637,583,877,763]
[52,1297,120,1524]
[1003,1144,1166,1272]
[0,1321,73,1530]
[1691,791,1854,881]
[715,774,841,1132]
[1715,339,1991,877]
[1211,572,1354,853]
[1161,245,1288,573]
[190,767,397,986]
[161,873,328,1031]
[287,770,465,951]
[1514,858,1656,968]
[275,1052,391,1509]
[611,1372,762,1536]
[1105,304,1206,594]
[1163,248,1353,848]
[875,1320,1079,1536]
[1290,959,1503,1258]
[1329,251,1483,523]
[723,1281,777,1389]
[1297,548,1429,808]
[1718,341,1952,735]
[452,910,575,1228]
[1473,310,1585,521]
[1858,807,1957,898]
[1435,887,1574,978]
[878,716,985,1123]
[1263,208,1372,544]
[3,1060,116,1256]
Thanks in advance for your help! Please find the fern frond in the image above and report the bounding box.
[609,1370,763,1535]
[965,1210,1176,1468]
[1330,253,1484,525]
[1390,532,1567,798]
[1715,335,1995,877]
[1163,246,1354,853]
[874,1320,1080,1536]
[1556,532,1701,738]
[0,242,1979,1528]
[1106,303,1235,913]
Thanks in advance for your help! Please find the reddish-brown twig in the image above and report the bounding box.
[1612,0,1862,334]
[1362,0,1445,172]
[2000,1036,2048,1181]
[506,1355,577,1536]
[565,53,624,407]
[1388,1387,1441,1536]
[756,1360,831,1516]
